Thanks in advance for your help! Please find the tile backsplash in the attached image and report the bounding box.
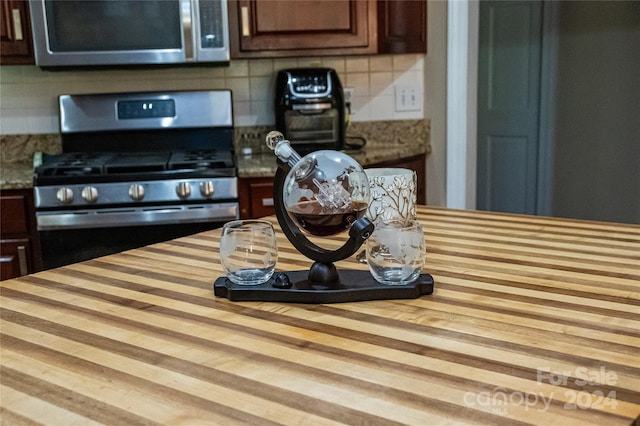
[0,54,424,135]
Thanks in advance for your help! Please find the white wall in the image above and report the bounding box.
[551,1,640,224]
[424,0,478,210]
[0,55,425,134]
[445,0,478,210]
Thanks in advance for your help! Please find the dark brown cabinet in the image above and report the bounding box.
[1,189,42,280]
[378,0,427,54]
[228,0,426,59]
[238,177,277,219]
[0,0,34,65]
[238,153,426,219]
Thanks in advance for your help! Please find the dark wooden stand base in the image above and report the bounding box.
[213,270,434,303]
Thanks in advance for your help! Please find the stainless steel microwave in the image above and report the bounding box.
[29,0,229,67]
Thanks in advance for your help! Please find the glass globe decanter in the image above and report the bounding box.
[266,131,374,285]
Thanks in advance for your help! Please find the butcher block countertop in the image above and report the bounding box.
[1,206,639,425]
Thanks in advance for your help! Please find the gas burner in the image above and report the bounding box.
[104,152,170,174]
[181,150,219,161]
[36,151,239,179]
[37,152,113,177]
[57,153,103,166]
[42,152,110,166]
[168,150,234,171]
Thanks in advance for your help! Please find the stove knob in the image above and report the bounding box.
[81,186,99,203]
[200,181,215,198]
[56,187,74,204]
[176,182,191,199]
[128,184,145,201]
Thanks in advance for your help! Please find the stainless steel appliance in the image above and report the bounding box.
[29,0,229,67]
[34,90,238,270]
[275,68,346,153]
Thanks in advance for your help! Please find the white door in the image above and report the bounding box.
[476,1,542,214]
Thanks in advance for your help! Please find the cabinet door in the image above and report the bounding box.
[378,0,427,54]
[0,0,34,65]
[238,177,276,219]
[1,194,28,234]
[229,0,377,58]
[0,189,42,279]
[0,239,30,280]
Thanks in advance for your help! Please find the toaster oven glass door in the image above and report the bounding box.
[284,108,339,144]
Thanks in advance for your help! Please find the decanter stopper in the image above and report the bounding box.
[265,131,301,167]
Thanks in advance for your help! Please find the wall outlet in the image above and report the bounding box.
[344,87,355,115]
[344,87,354,103]
[395,85,422,112]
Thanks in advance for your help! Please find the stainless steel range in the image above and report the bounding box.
[34,90,238,270]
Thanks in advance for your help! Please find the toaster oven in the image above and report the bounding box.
[275,68,346,153]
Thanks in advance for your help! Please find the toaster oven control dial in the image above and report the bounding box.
[56,187,74,204]
[128,184,145,201]
[200,181,215,198]
[176,182,191,199]
[81,186,99,203]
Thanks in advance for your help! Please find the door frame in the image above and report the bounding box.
[446,0,478,210]
[536,1,558,216]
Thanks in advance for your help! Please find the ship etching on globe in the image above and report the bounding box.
[287,164,368,237]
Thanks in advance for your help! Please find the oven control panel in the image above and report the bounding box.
[280,69,335,99]
[34,177,238,208]
[117,99,176,119]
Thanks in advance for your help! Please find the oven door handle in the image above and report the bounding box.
[292,103,333,112]
[296,109,327,116]
[37,203,238,230]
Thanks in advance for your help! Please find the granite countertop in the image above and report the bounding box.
[235,119,430,178]
[1,140,429,190]
[1,133,60,191]
[0,119,431,189]
[236,143,428,178]
[0,161,36,190]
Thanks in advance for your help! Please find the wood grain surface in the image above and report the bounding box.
[1,206,639,425]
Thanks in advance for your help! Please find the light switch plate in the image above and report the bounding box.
[395,86,422,112]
